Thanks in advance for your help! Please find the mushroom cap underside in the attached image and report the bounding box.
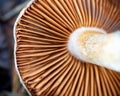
[14,0,120,96]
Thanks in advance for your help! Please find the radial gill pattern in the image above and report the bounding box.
[15,0,120,96]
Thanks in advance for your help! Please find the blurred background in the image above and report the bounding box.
[0,0,30,96]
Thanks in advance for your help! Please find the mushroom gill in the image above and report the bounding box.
[14,0,120,96]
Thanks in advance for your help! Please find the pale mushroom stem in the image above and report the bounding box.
[68,27,120,72]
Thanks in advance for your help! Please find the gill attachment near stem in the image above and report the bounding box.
[68,27,120,72]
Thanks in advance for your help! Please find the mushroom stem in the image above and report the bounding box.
[68,27,120,72]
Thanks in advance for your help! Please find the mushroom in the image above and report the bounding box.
[14,0,120,96]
